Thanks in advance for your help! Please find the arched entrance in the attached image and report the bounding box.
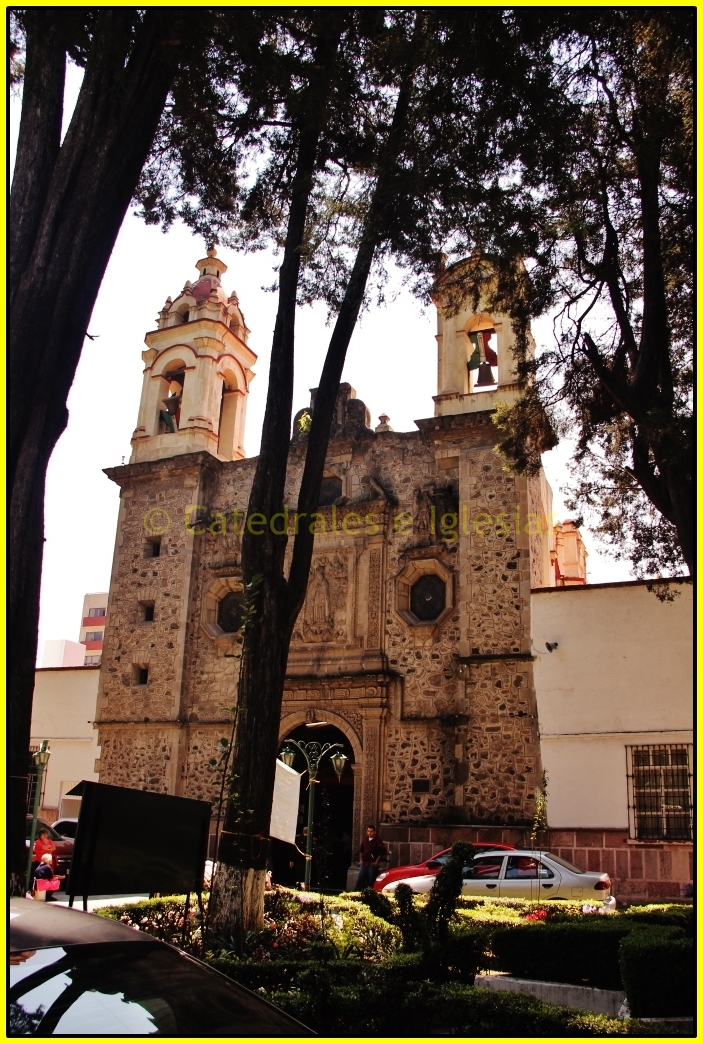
[273,723,355,890]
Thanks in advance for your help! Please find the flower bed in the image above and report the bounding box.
[95,891,694,1031]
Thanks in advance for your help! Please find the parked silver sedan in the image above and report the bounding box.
[380,849,611,901]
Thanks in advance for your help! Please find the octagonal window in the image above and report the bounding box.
[410,574,446,622]
[217,591,245,633]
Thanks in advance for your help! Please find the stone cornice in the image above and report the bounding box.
[144,318,257,367]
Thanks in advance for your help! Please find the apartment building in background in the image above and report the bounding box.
[78,592,108,665]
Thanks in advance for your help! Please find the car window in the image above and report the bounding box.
[431,853,450,866]
[54,822,78,839]
[505,856,554,880]
[463,856,504,879]
[542,852,585,874]
[10,944,307,1036]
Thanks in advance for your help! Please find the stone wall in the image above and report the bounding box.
[96,402,544,835]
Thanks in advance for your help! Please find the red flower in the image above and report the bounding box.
[525,908,548,921]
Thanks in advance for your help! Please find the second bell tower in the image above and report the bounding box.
[130,248,256,464]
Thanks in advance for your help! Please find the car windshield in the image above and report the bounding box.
[541,852,586,874]
[9,944,307,1036]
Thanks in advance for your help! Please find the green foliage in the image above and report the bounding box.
[490,921,684,991]
[263,980,657,1036]
[96,895,207,954]
[393,883,429,952]
[296,410,312,439]
[423,841,476,940]
[486,11,694,575]
[359,886,394,923]
[97,889,694,1020]
[361,841,476,952]
[619,931,694,1018]
[621,904,694,934]
[530,772,548,846]
[207,953,431,993]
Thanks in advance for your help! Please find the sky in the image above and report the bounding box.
[12,66,633,661]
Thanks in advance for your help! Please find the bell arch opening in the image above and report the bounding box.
[217,368,241,458]
[465,313,498,392]
[156,361,186,434]
[273,722,355,890]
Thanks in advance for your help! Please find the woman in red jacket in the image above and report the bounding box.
[33,828,57,873]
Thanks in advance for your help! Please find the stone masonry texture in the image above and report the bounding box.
[96,407,543,846]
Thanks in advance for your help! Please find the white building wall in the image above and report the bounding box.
[41,640,86,668]
[531,580,693,829]
[31,666,101,816]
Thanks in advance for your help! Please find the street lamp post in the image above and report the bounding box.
[279,741,348,890]
[26,740,51,893]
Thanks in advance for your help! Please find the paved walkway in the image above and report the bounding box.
[50,892,150,912]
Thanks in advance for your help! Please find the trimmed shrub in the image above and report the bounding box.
[204,952,465,989]
[264,981,657,1036]
[622,904,694,935]
[490,921,683,990]
[96,894,205,952]
[620,931,695,1017]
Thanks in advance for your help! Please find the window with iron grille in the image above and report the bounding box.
[626,744,692,840]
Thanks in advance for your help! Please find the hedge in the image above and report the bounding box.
[489,921,683,990]
[96,894,205,951]
[263,981,665,1036]
[207,944,481,994]
[620,931,695,1017]
[621,904,694,935]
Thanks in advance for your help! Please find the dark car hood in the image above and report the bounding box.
[10,898,151,951]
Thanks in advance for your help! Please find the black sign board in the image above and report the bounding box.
[66,781,210,900]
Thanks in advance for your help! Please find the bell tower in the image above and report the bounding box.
[130,248,256,464]
[432,261,535,418]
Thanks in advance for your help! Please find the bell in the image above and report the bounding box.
[474,361,496,387]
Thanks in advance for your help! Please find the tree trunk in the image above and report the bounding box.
[211,24,343,938]
[209,863,267,945]
[9,8,183,890]
[214,33,420,936]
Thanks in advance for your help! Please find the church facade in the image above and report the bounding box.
[96,249,554,837]
[93,250,691,898]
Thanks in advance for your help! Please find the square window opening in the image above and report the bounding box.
[140,601,155,622]
[133,666,149,687]
[147,539,161,558]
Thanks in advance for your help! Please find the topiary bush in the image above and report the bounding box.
[490,921,684,990]
[619,931,695,1017]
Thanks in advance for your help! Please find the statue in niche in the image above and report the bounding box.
[292,555,349,643]
[209,529,241,572]
[414,489,433,543]
[311,564,331,626]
